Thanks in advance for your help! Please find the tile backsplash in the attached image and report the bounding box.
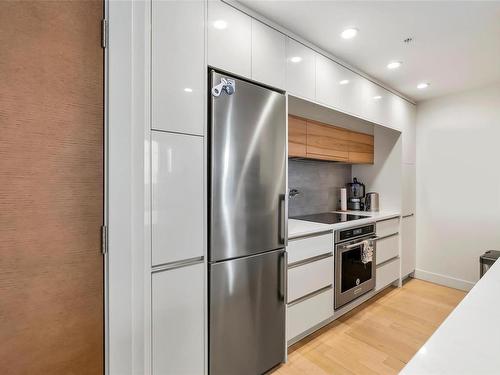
[288,159,351,217]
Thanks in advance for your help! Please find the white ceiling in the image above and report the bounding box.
[238,0,500,102]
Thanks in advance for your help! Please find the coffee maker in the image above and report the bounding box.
[346,177,365,211]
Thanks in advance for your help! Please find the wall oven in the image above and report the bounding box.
[334,223,376,309]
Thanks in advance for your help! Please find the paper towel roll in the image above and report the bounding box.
[340,188,347,211]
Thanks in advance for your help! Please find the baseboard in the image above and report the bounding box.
[413,269,475,291]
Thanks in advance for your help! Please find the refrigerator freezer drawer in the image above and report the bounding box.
[209,249,286,375]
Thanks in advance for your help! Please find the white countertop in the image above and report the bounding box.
[401,260,500,375]
[288,210,400,239]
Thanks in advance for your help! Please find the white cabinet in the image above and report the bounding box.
[152,263,204,375]
[251,20,286,89]
[287,256,334,302]
[401,214,416,278]
[287,287,333,343]
[376,217,400,238]
[152,0,204,135]
[376,234,399,265]
[286,38,316,100]
[151,131,204,266]
[315,54,357,114]
[286,231,333,264]
[400,102,416,164]
[375,258,400,291]
[402,163,416,216]
[208,0,251,78]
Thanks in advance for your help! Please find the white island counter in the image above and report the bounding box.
[401,259,500,375]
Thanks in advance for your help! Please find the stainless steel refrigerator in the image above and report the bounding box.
[209,70,287,375]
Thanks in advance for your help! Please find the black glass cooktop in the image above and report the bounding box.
[292,212,370,224]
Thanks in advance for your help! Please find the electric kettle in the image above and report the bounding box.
[365,192,379,212]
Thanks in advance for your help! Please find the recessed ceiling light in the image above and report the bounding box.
[290,56,302,63]
[339,79,350,85]
[213,20,227,30]
[341,28,358,39]
[387,61,402,70]
[373,95,382,100]
[184,87,193,93]
[417,82,430,89]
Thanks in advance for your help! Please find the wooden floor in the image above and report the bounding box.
[275,279,466,375]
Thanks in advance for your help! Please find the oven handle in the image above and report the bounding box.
[340,237,377,250]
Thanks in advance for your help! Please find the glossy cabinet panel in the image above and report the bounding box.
[401,214,416,277]
[208,0,251,77]
[376,234,400,265]
[152,263,204,375]
[286,38,316,100]
[152,0,204,135]
[251,19,286,89]
[315,54,357,114]
[287,288,333,342]
[287,256,334,302]
[286,231,333,264]
[151,131,204,266]
[402,163,416,215]
[375,258,400,291]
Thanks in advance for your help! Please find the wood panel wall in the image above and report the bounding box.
[0,2,104,374]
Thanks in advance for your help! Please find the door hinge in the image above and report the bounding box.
[101,225,108,255]
[101,19,108,49]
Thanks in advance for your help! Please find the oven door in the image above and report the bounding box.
[335,237,376,309]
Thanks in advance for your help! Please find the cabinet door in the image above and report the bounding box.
[208,0,251,78]
[306,120,349,161]
[402,163,416,216]
[252,20,286,89]
[401,103,417,164]
[286,38,316,100]
[288,115,307,157]
[348,131,374,164]
[401,214,416,277]
[315,54,357,113]
[151,131,204,266]
[152,263,204,375]
[152,0,204,135]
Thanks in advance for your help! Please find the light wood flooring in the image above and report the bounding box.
[275,278,466,375]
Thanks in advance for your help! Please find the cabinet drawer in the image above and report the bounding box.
[375,258,400,291]
[287,232,333,264]
[288,256,333,303]
[376,217,399,238]
[287,287,333,342]
[376,234,399,265]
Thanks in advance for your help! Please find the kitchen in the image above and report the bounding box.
[2,1,500,375]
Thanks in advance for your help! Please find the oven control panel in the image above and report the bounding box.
[336,224,375,243]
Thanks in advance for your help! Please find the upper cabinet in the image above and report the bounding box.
[288,115,307,158]
[152,0,204,135]
[315,54,358,115]
[286,38,316,100]
[288,115,374,164]
[208,1,251,78]
[306,120,349,162]
[251,20,286,90]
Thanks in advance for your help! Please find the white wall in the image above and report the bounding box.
[352,125,402,212]
[415,82,500,291]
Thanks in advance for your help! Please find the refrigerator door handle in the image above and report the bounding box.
[279,194,288,246]
[279,251,287,302]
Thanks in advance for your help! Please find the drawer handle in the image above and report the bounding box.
[402,213,414,218]
[287,285,333,307]
[288,252,333,269]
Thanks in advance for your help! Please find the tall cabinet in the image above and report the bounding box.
[151,1,206,374]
